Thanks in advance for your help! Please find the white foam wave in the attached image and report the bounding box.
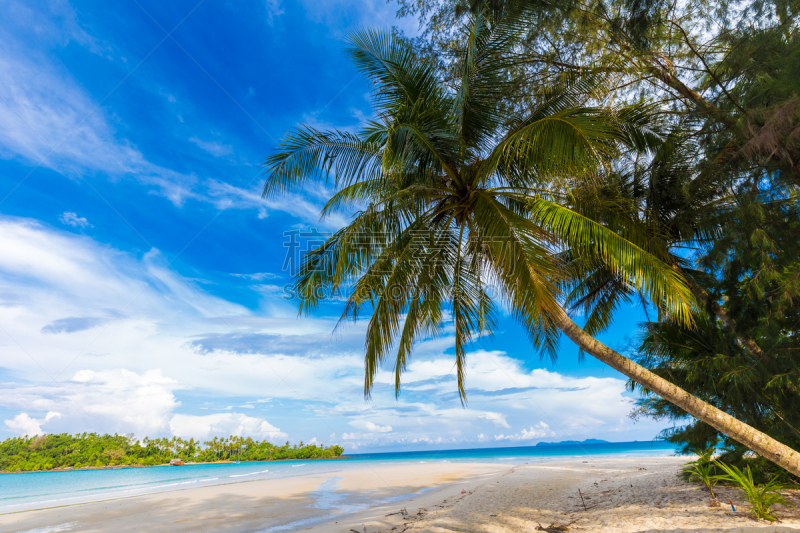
[16,522,79,533]
[230,470,268,478]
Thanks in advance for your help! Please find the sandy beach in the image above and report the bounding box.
[2,456,799,533]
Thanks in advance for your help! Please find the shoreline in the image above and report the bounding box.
[305,456,800,533]
[0,454,358,475]
[4,455,800,532]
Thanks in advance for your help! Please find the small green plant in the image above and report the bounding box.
[686,440,717,464]
[714,461,794,521]
[683,461,719,499]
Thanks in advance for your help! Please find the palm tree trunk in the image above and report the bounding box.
[551,308,800,477]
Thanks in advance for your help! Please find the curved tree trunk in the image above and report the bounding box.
[551,308,800,477]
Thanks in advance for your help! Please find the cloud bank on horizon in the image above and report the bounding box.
[0,0,662,451]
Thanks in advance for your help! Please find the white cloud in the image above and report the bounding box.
[70,369,180,434]
[59,212,91,228]
[0,215,664,447]
[349,420,392,433]
[494,422,555,441]
[478,412,510,428]
[4,412,61,436]
[170,413,286,440]
[0,368,180,437]
[1,366,284,441]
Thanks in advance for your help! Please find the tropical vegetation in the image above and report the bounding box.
[0,433,344,472]
[261,0,800,477]
[398,0,800,477]
[714,460,794,521]
[630,194,800,482]
[682,459,720,501]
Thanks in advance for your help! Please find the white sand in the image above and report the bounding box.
[325,457,800,533]
[2,457,799,533]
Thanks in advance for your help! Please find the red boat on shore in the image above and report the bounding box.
[169,458,184,466]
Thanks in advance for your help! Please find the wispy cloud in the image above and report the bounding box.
[0,7,339,223]
[264,0,285,25]
[204,179,348,228]
[478,412,510,428]
[0,41,200,206]
[41,316,104,334]
[59,212,91,228]
[230,272,281,281]
[189,136,233,157]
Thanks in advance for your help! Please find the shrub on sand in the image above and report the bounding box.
[714,460,794,521]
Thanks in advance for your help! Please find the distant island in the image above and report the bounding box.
[535,439,609,446]
[0,433,344,473]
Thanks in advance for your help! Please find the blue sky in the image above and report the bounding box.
[0,0,668,452]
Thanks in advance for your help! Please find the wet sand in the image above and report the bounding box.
[3,457,799,533]
[0,462,505,532]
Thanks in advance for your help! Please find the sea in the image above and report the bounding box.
[0,440,677,516]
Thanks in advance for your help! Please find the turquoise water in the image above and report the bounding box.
[0,441,676,514]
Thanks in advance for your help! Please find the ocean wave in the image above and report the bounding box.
[229,470,268,478]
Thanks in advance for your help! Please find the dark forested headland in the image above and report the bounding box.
[0,433,345,472]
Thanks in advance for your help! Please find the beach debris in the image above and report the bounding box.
[578,488,588,511]
[461,490,466,494]
[709,497,721,507]
[385,508,409,517]
[729,498,736,512]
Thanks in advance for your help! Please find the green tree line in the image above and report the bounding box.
[0,433,345,472]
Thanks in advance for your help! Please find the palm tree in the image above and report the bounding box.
[262,8,800,475]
